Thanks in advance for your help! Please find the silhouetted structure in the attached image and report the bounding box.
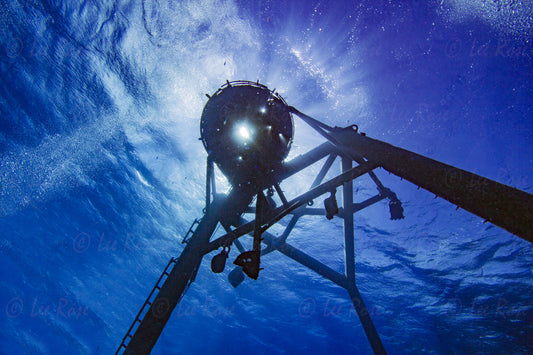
[117,81,533,355]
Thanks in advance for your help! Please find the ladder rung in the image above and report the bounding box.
[117,255,179,354]
[182,218,202,243]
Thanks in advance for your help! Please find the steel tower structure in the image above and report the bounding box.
[117,81,533,354]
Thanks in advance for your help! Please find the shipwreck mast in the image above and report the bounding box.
[116,80,533,354]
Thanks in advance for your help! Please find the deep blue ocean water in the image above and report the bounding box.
[1,1,532,354]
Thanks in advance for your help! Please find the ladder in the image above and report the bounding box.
[115,257,177,354]
[182,218,202,244]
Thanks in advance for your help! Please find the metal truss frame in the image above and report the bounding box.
[118,104,532,355]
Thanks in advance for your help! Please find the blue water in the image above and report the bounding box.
[1,1,532,354]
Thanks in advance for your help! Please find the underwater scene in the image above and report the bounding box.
[1,1,532,354]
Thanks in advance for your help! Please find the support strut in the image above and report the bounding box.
[288,107,533,243]
[123,188,254,354]
[329,127,533,243]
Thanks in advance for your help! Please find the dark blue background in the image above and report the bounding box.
[1,1,532,354]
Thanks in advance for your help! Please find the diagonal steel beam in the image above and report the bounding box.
[207,161,378,253]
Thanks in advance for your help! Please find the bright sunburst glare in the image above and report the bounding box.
[234,121,254,144]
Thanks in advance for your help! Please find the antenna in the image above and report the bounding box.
[117,81,533,355]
